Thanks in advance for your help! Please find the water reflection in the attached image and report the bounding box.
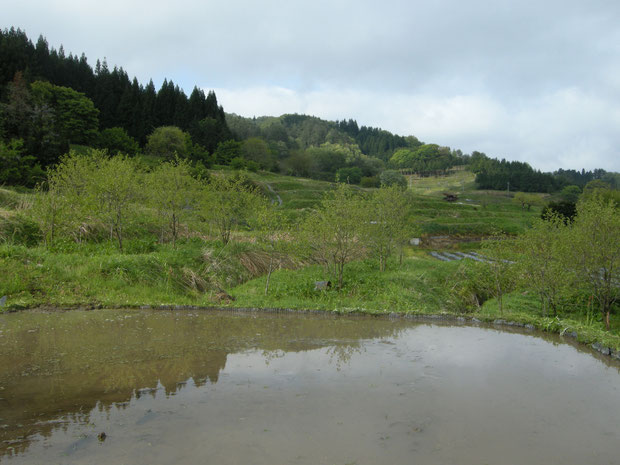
[0,309,404,457]
[0,310,618,464]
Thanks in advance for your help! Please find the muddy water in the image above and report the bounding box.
[0,309,619,465]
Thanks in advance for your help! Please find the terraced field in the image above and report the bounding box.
[213,169,337,220]
[215,168,543,237]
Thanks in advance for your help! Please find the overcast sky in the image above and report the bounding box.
[6,0,620,171]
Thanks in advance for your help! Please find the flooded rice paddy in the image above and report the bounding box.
[0,309,619,464]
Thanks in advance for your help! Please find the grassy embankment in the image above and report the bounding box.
[1,172,618,352]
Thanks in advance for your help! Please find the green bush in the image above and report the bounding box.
[360,176,380,188]
[230,157,247,170]
[380,170,407,188]
[245,160,260,172]
[335,167,362,184]
[445,262,491,313]
[96,127,140,155]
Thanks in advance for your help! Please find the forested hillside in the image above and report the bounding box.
[224,112,477,186]
[1,27,618,194]
[0,27,230,184]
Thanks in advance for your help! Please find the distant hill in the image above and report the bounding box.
[1,27,617,193]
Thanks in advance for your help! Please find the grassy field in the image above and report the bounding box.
[1,169,618,353]
[0,238,271,309]
[406,168,477,196]
[404,170,546,236]
[215,169,336,207]
[214,169,543,237]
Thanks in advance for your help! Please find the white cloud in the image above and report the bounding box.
[5,0,620,171]
[215,85,620,171]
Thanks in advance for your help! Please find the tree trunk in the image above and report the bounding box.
[116,227,123,252]
[540,291,547,317]
[172,212,177,248]
[496,279,503,314]
[116,209,123,252]
[50,211,55,247]
[264,256,273,296]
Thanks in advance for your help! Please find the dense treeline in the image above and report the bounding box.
[0,27,420,186]
[226,112,413,162]
[0,28,230,144]
[0,27,230,177]
[470,151,619,193]
[336,119,416,161]
[553,168,619,189]
[225,113,390,183]
[234,113,417,162]
[389,144,468,175]
[471,151,562,192]
[224,113,463,184]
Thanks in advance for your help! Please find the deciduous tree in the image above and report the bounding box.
[97,127,139,156]
[362,186,410,271]
[201,175,262,245]
[89,153,142,251]
[515,213,571,316]
[569,197,619,330]
[379,170,407,189]
[146,126,191,159]
[301,184,365,289]
[30,80,99,145]
[253,200,287,295]
[147,157,201,246]
[513,192,541,211]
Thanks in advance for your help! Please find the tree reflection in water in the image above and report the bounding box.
[0,309,405,458]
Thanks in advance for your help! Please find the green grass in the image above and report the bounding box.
[0,238,269,309]
[406,168,476,195]
[476,292,620,350]
[212,169,338,222]
[3,168,617,354]
[217,169,336,208]
[0,187,23,209]
[227,252,620,351]
[235,169,542,236]
[399,171,546,236]
[230,255,458,313]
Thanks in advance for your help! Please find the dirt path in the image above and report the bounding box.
[264,182,283,206]
[429,251,514,264]
[429,251,493,263]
